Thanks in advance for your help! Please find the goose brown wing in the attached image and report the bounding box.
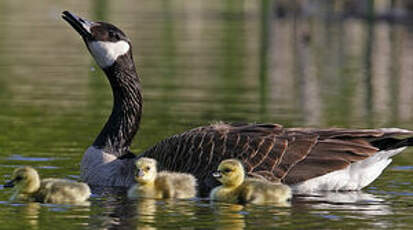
[281,137,377,184]
[282,128,413,184]
[141,123,315,193]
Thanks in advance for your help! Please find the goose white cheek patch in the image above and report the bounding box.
[88,40,130,68]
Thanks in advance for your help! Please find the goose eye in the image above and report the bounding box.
[108,31,120,40]
[15,176,23,181]
[146,167,151,171]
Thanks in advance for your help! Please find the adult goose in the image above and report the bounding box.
[62,11,413,196]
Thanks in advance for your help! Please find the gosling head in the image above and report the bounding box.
[4,167,41,194]
[61,11,133,70]
[135,158,157,185]
[213,159,245,187]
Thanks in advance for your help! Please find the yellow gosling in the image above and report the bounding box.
[128,157,197,199]
[210,159,292,205]
[4,167,91,204]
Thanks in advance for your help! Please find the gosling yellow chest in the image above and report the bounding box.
[210,186,242,203]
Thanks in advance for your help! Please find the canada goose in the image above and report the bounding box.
[61,11,413,196]
[127,157,197,199]
[210,159,291,205]
[4,167,91,204]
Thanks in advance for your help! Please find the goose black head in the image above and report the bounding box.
[62,11,132,70]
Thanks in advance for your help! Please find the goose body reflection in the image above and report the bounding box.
[4,167,91,204]
[210,159,291,205]
[128,157,197,199]
[296,191,392,216]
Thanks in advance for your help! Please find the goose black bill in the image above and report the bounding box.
[61,11,94,40]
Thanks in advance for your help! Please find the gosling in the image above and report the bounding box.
[210,159,292,205]
[4,167,91,204]
[128,157,197,199]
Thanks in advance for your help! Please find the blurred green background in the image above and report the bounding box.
[0,0,413,229]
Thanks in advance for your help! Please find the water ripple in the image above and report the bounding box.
[4,155,58,162]
[392,166,413,171]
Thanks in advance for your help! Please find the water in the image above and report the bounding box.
[1,0,413,229]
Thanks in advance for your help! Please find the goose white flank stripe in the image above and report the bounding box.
[291,147,406,193]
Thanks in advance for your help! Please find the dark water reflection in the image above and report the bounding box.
[0,0,413,229]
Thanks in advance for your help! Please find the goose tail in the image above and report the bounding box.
[372,137,413,150]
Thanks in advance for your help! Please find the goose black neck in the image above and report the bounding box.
[93,54,142,156]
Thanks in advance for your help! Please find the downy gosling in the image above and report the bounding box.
[4,167,91,204]
[128,157,197,199]
[210,159,292,205]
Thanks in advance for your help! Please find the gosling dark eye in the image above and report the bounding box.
[15,176,23,181]
[224,168,232,173]
[146,167,151,171]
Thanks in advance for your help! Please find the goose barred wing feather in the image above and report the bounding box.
[141,123,413,193]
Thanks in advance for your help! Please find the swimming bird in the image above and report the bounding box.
[4,167,91,203]
[61,11,413,196]
[127,157,197,199]
[210,159,291,204]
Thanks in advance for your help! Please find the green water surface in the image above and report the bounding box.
[0,0,413,229]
